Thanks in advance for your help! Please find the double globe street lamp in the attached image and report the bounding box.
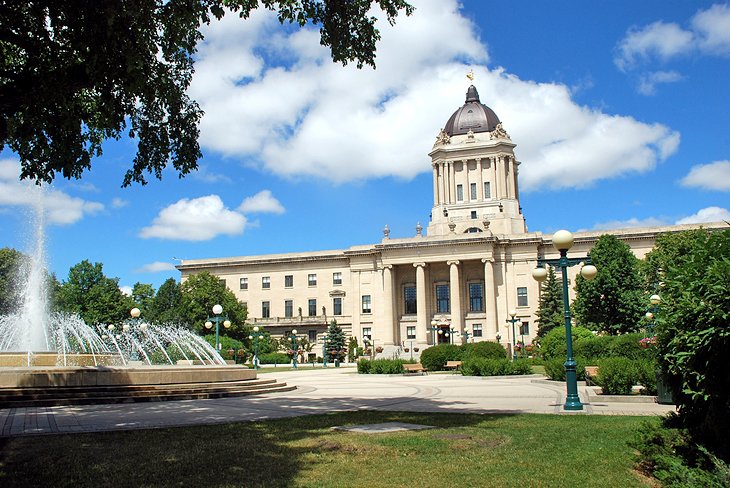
[532,230,597,411]
[505,309,519,361]
[248,325,264,370]
[288,329,300,368]
[205,304,231,353]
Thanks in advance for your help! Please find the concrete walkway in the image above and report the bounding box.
[0,367,675,437]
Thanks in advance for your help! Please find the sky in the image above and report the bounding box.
[1,0,729,294]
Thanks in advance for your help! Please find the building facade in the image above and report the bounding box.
[177,83,723,358]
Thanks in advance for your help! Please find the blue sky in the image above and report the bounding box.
[1,0,729,294]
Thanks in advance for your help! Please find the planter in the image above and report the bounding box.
[375,347,383,353]
[414,347,420,352]
[404,348,410,353]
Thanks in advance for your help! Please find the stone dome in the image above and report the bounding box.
[443,85,500,136]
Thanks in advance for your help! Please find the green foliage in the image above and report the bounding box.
[596,357,638,395]
[0,247,24,314]
[325,320,347,362]
[347,336,358,362]
[357,359,409,374]
[632,419,730,487]
[574,334,614,361]
[535,266,564,337]
[654,228,730,456]
[56,259,134,324]
[203,335,244,361]
[539,326,593,360]
[544,357,588,382]
[636,359,658,395]
[1,1,413,186]
[146,278,184,324]
[462,341,507,360]
[573,234,645,334]
[608,333,649,360]
[460,358,532,376]
[131,282,155,316]
[419,344,462,371]
[179,271,247,339]
[257,352,291,365]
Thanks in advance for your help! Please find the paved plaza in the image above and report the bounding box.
[0,367,675,437]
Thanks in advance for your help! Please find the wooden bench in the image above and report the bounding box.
[445,361,462,373]
[403,363,427,375]
[584,366,599,386]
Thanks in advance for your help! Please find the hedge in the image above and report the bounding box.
[257,352,291,365]
[357,358,414,374]
[460,358,532,376]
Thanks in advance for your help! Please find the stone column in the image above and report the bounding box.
[432,164,439,206]
[448,160,455,203]
[382,265,395,345]
[414,263,428,345]
[448,260,463,336]
[482,257,498,339]
[476,158,483,201]
[490,157,497,200]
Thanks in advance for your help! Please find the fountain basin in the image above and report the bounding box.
[0,364,256,388]
[0,351,125,368]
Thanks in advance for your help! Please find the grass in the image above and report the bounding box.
[0,411,656,488]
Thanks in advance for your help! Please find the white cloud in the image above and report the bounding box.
[615,4,730,88]
[637,70,683,96]
[188,0,678,191]
[614,21,694,71]
[111,198,129,209]
[238,190,285,214]
[135,261,178,273]
[0,159,104,225]
[680,160,730,191]
[676,206,730,224]
[692,3,730,55]
[591,217,668,231]
[190,164,233,184]
[120,286,133,296]
[139,194,247,241]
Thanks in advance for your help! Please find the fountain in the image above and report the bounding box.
[0,189,292,407]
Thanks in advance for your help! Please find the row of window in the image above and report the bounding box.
[402,323,531,340]
[259,295,372,318]
[240,272,343,291]
[455,182,491,202]
[253,284,528,318]
[406,283,528,314]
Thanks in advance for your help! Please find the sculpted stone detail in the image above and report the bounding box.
[383,224,390,239]
[433,128,451,147]
[490,122,510,140]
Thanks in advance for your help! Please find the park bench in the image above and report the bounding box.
[403,363,427,375]
[445,361,462,373]
[584,366,599,386]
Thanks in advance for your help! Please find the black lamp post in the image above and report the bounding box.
[505,309,519,361]
[322,333,328,368]
[288,329,299,368]
[532,230,597,411]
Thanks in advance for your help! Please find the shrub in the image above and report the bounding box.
[461,358,533,376]
[596,357,637,395]
[419,344,461,371]
[544,357,588,381]
[370,359,406,374]
[357,358,371,373]
[609,333,648,360]
[574,335,614,361]
[540,326,593,360]
[257,352,290,365]
[631,419,730,487]
[636,359,658,395]
[462,341,506,360]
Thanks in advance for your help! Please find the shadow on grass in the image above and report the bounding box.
[0,402,515,488]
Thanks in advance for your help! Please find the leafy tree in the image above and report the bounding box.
[56,260,134,324]
[1,0,413,187]
[179,271,247,340]
[131,282,156,316]
[654,229,730,458]
[0,247,24,314]
[326,320,347,362]
[148,278,184,324]
[535,266,563,338]
[573,234,644,334]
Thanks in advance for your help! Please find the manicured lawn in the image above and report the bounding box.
[0,411,655,487]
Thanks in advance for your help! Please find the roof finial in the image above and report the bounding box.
[466,69,475,83]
